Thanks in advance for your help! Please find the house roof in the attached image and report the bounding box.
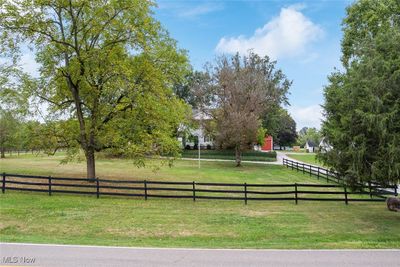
[306,140,317,147]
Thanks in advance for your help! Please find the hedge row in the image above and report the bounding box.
[181,149,277,162]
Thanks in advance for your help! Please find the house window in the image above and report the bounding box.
[204,135,212,142]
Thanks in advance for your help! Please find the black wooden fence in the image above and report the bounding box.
[1,172,395,204]
[282,158,398,197]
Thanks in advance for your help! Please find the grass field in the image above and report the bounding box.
[1,192,399,249]
[0,153,315,184]
[1,153,399,249]
[286,153,324,166]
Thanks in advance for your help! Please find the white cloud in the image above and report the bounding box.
[215,5,323,59]
[288,104,323,129]
[178,3,223,18]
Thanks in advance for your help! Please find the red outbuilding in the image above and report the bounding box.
[261,135,273,151]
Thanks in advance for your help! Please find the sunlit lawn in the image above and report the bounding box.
[1,153,322,184]
[1,192,399,249]
[286,153,325,167]
[1,153,399,249]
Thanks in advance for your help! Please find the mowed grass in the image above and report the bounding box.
[1,153,399,249]
[1,153,321,184]
[1,192,399,249]
[286,153,324,167]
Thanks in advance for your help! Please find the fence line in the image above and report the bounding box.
[1,172,396,204]
[282,158,398,197]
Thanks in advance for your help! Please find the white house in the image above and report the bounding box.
[319,138,332,152]
[305,140,317,153]
[184,129,214,149]
[181,110,214,149]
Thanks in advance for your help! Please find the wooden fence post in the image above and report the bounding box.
[344,186,348,205]
[291,161,294,170]
[244,182,247,205]
[2,173,5,194]
[317,167,320,180]
[302,163,305,174]
[48,176,52,196]
[295,183,298,205]
[309,165,312,177]
[192,181,196,202]
[144,180,148,200]
[368,181,372,198]
[296,162,299,172]
[96,178,100,199]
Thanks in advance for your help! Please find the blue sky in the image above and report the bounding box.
[154,0,352,129]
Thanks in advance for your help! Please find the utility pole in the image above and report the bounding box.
[198,133,201,169]
[198,111,203,169]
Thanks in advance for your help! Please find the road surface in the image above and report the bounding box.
[1,243,399,267]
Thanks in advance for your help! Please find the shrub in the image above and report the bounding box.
[181,149,276,162]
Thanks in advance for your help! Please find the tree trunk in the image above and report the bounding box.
[86,148,96,180]
[235,146,242,167]
[1,146,5,158]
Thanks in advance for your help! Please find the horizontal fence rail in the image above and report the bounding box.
[282,158,398,197]
[1,172,397,205]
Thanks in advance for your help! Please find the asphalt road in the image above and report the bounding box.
[1,243,399,267]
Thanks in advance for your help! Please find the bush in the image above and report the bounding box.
[181,149,276,162]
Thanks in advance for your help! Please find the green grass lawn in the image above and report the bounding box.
[1,153,399,249]
[286,153,324,166]
[1,192,399,249]
[0,153,315,184]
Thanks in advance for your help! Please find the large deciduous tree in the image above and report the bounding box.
[319,0,400,187]
[0,0,190,178]
[275,110,297,149]
[262,108,297,148]
[202,53,290,166]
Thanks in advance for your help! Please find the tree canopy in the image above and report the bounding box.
[0,0,190,178]
[197,53,290,166]
[297,127,321,147]
[319,0,400,187]
[262,108,297,148]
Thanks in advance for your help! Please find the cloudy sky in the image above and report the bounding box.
[155,0,351,129]
[17,0,351,129]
